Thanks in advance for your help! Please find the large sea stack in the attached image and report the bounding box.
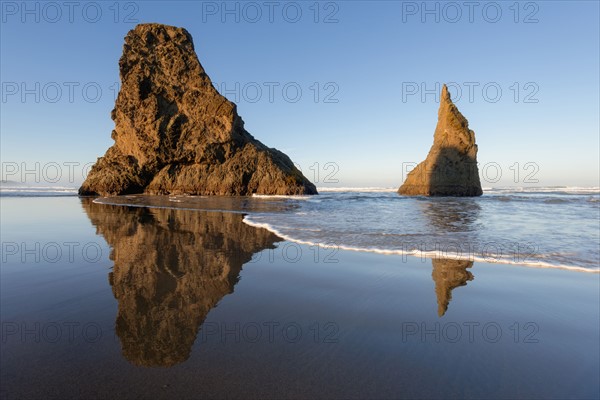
[398,84,482,196]
[79,23,317,196]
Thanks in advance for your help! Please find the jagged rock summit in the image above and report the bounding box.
[79,23,317,196]
[398,84,482,196]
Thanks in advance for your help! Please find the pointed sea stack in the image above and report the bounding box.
[79,23,317,196]
[398,84,482,196]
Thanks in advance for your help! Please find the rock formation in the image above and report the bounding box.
[398,84,483,196]
[79,23,317,196]
[81,198,281,366]
[431,258,474,317]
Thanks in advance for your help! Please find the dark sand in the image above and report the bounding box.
[1,197,598,399]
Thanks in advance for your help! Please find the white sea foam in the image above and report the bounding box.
[243,216,600,274]
[484,186,600,195]
[0,186,78,196]
[251,194,312,199]
[0,186,78,191]
[90,189,599,274]
[317,187,397,192]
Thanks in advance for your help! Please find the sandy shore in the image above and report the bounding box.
[1,197,598,399]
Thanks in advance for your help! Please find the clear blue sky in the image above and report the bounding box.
[1,0,598,187]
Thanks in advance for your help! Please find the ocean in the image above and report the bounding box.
[6,185,594,272]
[248,186,600,272]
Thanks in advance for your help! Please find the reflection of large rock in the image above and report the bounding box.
[79,23,316,196]
[420,198,481,232]
[81,199,281,367]
[399,85,483,196]
[431,259,474,317]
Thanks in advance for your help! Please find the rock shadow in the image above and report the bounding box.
[400,145,482,196]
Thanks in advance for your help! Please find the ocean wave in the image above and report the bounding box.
[315,186,600,195]
[88,191,599,274]
[317,187,397,193]
[0,186,78,191]
[484,186,600,195]
[0,186,78,196]
[251,194,312,200]
[477,192,600,205]
[243,216,599,274]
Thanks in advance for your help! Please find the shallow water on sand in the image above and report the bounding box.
[1,197,599,399]
[96,188,600,272]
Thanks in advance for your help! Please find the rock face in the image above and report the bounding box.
[398,84,482,196]
[81,198,281,366]
[431,258,474,317]
[79,23,316,196]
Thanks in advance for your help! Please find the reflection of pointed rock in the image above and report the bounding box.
[399,84,483,196]
[81,199,281,367]
[431,258,474,317]
[79,23,316,196]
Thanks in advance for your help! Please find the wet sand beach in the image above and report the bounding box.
[1,197,599,399]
